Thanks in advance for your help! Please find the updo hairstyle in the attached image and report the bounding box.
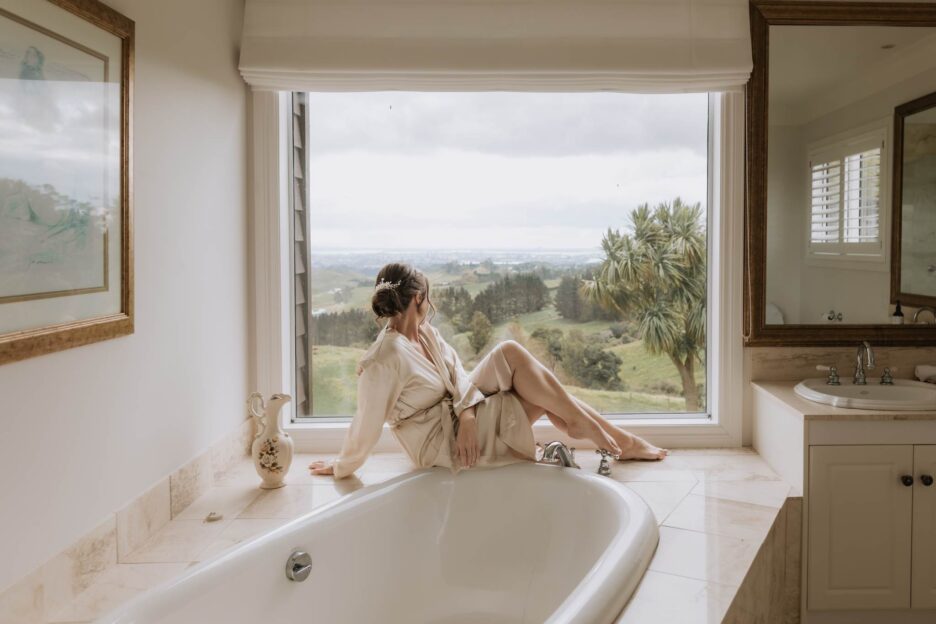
[371,263,435,322]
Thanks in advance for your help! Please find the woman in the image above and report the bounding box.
[309,263,666,479]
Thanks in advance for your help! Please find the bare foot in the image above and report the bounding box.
[614,433,668,461]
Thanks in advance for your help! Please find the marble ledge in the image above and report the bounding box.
[752,380,936,421]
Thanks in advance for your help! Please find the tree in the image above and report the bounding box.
[434,286,474,331]
[583,198,706,411]
[555,275,583,320]
[559,330,623,391]
[468,311,492,353]
[555,273,616,322]
[530,327,564,369]
[472,273,549,324]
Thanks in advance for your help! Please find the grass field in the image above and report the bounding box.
[306,267,705,417]
[309,334,702,418]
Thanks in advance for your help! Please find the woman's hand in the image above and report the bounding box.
[454,410,480,468]
[308,460,335,476]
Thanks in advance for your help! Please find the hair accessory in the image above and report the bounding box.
[375,278,401,293]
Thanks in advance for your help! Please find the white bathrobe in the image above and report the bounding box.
[333,323,537,479]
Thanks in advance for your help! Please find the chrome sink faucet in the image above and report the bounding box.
[853,341,875,385]
[539,441,580,469]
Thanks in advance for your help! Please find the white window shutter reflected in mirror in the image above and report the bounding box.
[810,158,842,245]
[843,148,881,245]
[806,124,887,267]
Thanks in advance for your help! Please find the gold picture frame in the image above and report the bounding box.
[0,0,133,364]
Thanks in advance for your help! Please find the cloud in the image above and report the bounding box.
[307,92,709,157]
[304,92,709,250]
[309,149,706,221]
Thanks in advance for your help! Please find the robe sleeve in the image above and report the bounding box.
[432,326,486,417]
[333,360,401,479]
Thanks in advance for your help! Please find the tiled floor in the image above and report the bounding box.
[47,448,788,624]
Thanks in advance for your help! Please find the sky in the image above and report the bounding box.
[306,92,709,251]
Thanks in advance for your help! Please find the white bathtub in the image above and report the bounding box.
[97,463,658,624]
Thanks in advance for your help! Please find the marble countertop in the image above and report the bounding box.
[752,380,936,421]
[40,449,793,624]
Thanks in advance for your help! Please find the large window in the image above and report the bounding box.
[290,92,712,420]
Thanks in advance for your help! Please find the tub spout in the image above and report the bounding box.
[540,441,580,469]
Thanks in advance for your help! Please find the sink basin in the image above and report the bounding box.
[794,378,936,411]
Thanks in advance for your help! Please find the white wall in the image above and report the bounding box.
[765,125,805,323]
[0,0,248,592]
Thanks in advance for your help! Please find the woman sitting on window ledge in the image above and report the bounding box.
[310,263,667,479]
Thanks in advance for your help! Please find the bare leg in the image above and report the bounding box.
[571,397,667,461]
[498,341,621,455]
[514,393,568,432]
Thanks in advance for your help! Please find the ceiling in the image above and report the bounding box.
[769,25,936,125]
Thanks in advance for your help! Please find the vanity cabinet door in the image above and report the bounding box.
[913,445,936,609]
[808,445,913,610]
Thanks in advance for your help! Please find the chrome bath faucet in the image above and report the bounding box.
[539,441,580,469]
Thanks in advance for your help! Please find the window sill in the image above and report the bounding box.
[285,414,733,454]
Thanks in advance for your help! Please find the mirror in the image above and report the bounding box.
[893,90,936,309]
[745,2,936,345]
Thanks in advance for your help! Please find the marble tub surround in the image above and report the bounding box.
[116,479,170,560]
[0,418,254,624]
[169,418,256,517]
[723,497,803,624]
[32,448,794,624]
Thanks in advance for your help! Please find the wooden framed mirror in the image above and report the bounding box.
[745,1,936,345]
[892,89,936,311]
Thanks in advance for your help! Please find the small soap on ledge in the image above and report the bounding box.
[204,512,224,523]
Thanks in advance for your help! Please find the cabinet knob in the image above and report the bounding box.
[922,475,934,487]
[901,475,914,487]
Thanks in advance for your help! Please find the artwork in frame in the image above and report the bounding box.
[0,0,132,365]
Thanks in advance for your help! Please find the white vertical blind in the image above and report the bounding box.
[239,0,752,92]
[810,158,841,245]
[843,148,881,244]
[808,137,883,261]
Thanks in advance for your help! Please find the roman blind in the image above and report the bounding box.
[239,0,752,92]
[808,128,885,263]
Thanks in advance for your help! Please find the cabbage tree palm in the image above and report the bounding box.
[582,199,706,411]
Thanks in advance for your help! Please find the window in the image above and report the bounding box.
[288,92,715,422]
[807,126,887,266]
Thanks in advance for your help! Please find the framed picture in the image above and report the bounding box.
[0,0,133,364]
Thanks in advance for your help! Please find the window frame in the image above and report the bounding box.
[250,90,745,452]
[804,119,890,272]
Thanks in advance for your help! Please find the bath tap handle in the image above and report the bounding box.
[880,367,896,385]
[595,449,613,477]
[816,365,840,386]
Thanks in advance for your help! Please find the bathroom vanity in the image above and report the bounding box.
[752,380,936,624]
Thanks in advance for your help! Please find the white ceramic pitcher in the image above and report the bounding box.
[247,392,294,489]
